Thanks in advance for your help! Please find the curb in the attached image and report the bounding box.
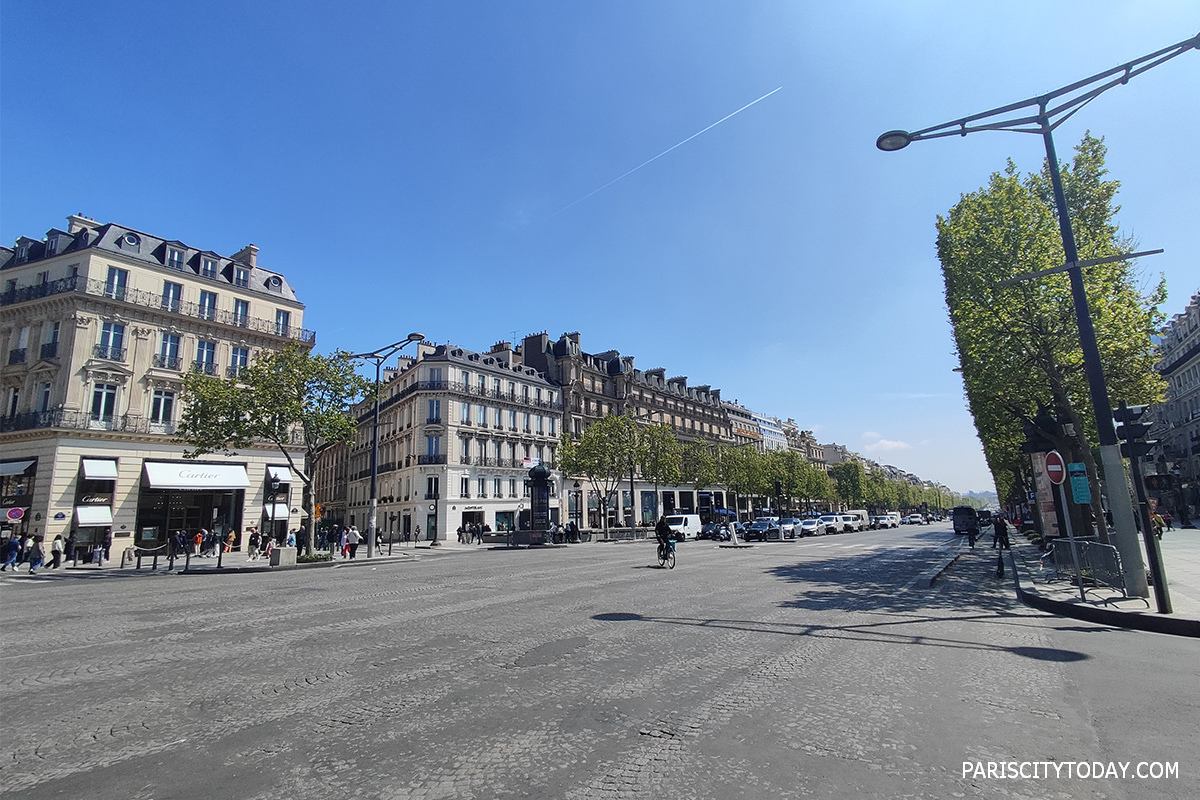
[920,552,961,588]
[1009,551,1200,638]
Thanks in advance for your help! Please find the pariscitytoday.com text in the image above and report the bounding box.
[963,761,1179,780]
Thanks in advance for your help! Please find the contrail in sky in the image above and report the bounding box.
[549,86,783,219]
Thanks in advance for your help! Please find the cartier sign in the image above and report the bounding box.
[80,494,112,504]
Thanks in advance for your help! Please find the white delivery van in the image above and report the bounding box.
[846,510,869,531]
[886,512,902,528]
[664,514,702,541]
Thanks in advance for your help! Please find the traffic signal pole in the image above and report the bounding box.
[1116,401,1172,613]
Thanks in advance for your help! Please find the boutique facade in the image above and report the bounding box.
[0,215,310,554]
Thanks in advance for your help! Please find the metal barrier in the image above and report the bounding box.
[1048,537,1132,601]
[605,527,649,542]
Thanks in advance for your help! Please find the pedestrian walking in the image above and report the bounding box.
[473,524,484,545]
[50,535,65,569]
[26,535,45,575]
[0,537,19,571]
[347,525,361,559]
[992,515,1011,577]
[193,530,204,555]
[1163,511,1174,530]
[103,528,113,561]
[1151,513,1165,541]
[65,532,76,564]
[340,526,350,558]
[18,534,31,564]
[456,524,465,544]
[248,529,261,560]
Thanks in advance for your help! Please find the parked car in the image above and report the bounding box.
[798,518,821,536]
[845,510,869,531]
[903,514,925,525]
[871,516,890,529]
[778,518,802,539]
[817,514,842,534]
[700,523,732,541]
[839,514,857,532]
[744,519,780,541]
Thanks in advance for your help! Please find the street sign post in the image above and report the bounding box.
[1045,452,1085,601]
[1045,451,1066,485]
[1068,463,1090,505]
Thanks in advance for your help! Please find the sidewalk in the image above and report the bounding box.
[1004,527,1200,637]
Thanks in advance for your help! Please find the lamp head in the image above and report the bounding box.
[876,130,913,152]
[407,332,424,343]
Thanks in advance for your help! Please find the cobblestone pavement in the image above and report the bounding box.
[2,525,1196,799]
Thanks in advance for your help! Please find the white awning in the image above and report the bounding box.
[81,459,119,480]
[263,503,291,521]
[0,460,35,476]
[266,466,292,483]
[75,505,114,526]
[144,462,250,489]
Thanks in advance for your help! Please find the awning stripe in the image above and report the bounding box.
[262,503,291,521]
[81,459,119,480]
[144,462,250,489]
[75,506,114,526]
[266,466,292,483]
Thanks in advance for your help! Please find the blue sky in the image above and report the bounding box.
[3,2,1197,493]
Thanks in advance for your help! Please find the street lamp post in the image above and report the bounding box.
[877,32,1198,598]
[268,474,280,548]
[349,332,424,559]
[572,480,582,539]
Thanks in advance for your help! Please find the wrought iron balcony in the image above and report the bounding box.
[0,275,316,345]
[93,344,126,362]
[417,454,447,465]
[191,360,218,376]
[153,354,183,370]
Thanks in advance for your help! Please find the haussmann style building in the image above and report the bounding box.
[0,214,312,560]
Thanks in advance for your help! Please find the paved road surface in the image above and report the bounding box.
[2,523,1195,799]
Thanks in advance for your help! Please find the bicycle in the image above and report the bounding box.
[657,538,675,569]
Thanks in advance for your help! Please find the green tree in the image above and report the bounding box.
[178,343,370,556]
[829,461,865,509]
[557,414,639,538]
[937,134,1165,538]
[638,422,682,520]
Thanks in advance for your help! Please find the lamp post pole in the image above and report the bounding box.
[877,32,1198,598]
[349,332,424,559]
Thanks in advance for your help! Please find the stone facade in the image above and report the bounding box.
[0,215,309,554]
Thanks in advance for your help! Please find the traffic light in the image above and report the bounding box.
[1113,403,1150,441]
[1114,402,1157,458]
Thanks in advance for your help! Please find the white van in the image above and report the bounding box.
[886,512,902,529]
[664,514,702,541]
[846,510,869,532]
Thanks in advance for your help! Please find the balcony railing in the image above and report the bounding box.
[7,348,26,365]
[426,416,442,425]
[153,354,183,370]
[40,342,58,359]
[93,344,127,362]
[417,454,447,465]
[0,275,316,345]
[226,364,245,378]
[0,408,307,440]
[192,360,218,375]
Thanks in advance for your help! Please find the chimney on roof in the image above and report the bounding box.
[67,214,94,234]
[233,244,259,267]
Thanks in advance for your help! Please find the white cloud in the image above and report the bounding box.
[861,431,881,441]
[864,438,912,453]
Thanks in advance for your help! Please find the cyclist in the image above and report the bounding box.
[655,516,675,568]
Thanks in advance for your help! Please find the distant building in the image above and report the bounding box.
[319,340,564,543]
[1153,291,1200,521]
[0,215,311,555]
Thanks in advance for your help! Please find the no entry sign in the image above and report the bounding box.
[1045,451,1066,485]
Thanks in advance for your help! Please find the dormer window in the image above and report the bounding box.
[121,233,141,252]
[233,266,249,288]
[46,237,58,256]
[168,248,184,270]
[200,257,218,279]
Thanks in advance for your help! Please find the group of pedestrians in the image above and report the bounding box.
[456,523,488,544]
[173,528,235,558]
[1,532,95,574]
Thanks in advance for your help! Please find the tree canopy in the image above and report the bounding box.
[937,134,1165,518]
[178,343,370,555]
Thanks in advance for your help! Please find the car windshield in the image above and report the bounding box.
[665,517,685,525]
